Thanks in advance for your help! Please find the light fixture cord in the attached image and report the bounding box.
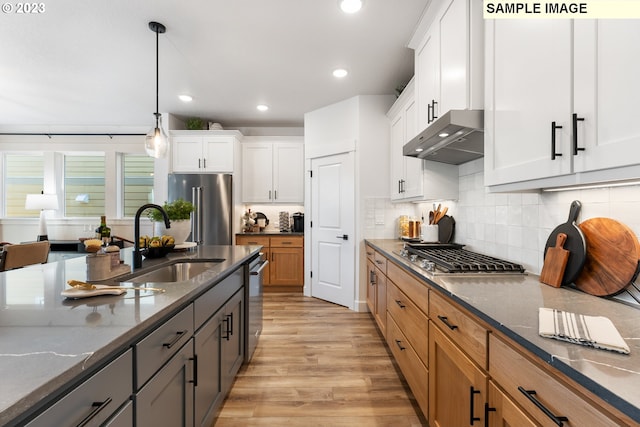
[155,26,160,127]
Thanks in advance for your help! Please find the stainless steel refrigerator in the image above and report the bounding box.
[168,174,233,245]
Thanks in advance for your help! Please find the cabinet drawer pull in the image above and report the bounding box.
[274,190,277,200]
[269,190,272,200]
[162,330,187,349]
[369,270,376,285]
[437,315,458,330]
[76,397,112,427]
[551,121,563,160]
[198,158,201,169]
[395,300,406,309]
[484,403,496,427]
[394,339,406,351]
[375,259,384,265]
[431,99,438,120]
[518,386,569,426]
[247,241,259,245]
[469,386,481,425]
[189,355,198,386]
[281,241,293,245]
[572,113,585,155]
[427,103,433,124]
[223,314,233,340]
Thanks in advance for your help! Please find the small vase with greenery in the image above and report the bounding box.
[148,199,195,243]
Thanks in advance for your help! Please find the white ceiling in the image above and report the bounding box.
[0,0,428,130]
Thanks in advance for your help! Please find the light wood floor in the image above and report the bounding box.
[214,293,428,427]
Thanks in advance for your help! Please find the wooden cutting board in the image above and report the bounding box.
[540,233,569,288]
[574,218,640,296]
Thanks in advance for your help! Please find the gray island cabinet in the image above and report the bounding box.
[1,245,259,427]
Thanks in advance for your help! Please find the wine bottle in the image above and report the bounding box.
[98,215,111,245]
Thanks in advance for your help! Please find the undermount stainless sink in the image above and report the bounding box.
[122,259,224,283]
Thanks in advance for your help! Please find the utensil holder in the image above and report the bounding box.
[421,224,439,242]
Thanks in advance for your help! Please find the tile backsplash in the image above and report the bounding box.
[364,158,640,275]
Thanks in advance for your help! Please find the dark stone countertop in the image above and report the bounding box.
[0,245,261,426]
[366,239,640,423]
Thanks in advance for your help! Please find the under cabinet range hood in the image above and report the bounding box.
[403,109,484,165]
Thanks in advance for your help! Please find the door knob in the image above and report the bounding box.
[336,234,348,240]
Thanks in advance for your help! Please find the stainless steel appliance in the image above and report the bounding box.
[246,254,268,361]
[168,174,233,245]
[398,243,525,276]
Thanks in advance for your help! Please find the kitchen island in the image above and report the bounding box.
[0,245,261,426]
[366,239,640,425]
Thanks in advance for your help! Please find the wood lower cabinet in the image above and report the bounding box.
[487,381,537,427]
[365,244,387,336]
[489,334,624,427]
[429,323,487,427]
[236,234,303,289]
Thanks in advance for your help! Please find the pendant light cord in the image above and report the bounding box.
[155,25,160,127]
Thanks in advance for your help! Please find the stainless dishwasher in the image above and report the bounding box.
[246,254,267,361]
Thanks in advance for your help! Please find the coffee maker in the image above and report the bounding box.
[292,212,304,232]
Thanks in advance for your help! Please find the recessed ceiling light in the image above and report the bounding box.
[178,94,193,102]
[333,68,348,78]
[339,0,363,13]
[257,104,269,112]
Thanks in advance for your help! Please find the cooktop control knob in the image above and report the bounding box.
[421,260,435,272]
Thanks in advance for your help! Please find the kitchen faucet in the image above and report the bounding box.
[133,203,171,269]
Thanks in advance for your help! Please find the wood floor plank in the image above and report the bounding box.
[214,292,428,426]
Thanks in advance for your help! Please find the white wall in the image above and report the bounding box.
[413,158,640,275]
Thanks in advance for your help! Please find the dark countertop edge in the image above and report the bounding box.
[236,231,304,236]
[365,239,640,423]
[1,246,262,427]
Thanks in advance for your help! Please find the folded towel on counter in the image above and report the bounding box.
[538,307,630,354]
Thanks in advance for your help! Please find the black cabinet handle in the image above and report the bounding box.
[470,387,481,425]
[427,103,433,124]
[395,299,406,309]
[572,113,585,155]
[223,315,232,340]
[437,315,458,330]
[431,100,438,121]
[189,355,198,386]
[518,386,569,426]
[484,403,496,427]
[76,397,112,427]
[203,158,207,169]
[395,339,406,351]
[162,330,187,349]
[198,158,201,169]
[551,121,563,160]
[369,270,376,285]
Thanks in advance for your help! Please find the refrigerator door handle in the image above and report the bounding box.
[192,186,204,244]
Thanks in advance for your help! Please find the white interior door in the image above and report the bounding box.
[310,152,355,309]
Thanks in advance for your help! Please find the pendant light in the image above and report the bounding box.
[145,21,168,158]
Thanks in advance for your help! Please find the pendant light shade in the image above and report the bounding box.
[146,21,168,158]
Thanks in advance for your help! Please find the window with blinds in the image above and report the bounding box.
[123,154,154,217]
[4,154,44,217]
[64,155,105,217]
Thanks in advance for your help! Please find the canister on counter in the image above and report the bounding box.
[399,215,410,238]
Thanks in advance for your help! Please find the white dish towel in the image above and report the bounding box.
[538,307,630,354]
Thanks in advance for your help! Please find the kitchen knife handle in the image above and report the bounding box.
[551,121,563,160]
[518,386,569,426]
[572,113,585,155]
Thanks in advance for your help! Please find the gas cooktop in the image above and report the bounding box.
[398,243,526,275]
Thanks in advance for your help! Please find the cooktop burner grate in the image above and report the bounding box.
[408,247,525,274]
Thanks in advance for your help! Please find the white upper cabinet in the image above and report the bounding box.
[389,79,424,201]
[171,131,241,173]
[485,19,640,190]
[241,139,304,203]
[573,20,640,173]
[413,0,484,130]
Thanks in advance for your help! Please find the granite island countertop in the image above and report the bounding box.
[366,239,640,423]
[0,245,261,426]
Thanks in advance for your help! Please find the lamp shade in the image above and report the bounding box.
[25,194,59,210]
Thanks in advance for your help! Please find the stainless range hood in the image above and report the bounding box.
[403,109,484,165]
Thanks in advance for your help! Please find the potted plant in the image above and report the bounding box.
[148,198,195,244]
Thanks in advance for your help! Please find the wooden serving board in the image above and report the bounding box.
[574,218,640,296]
[540,233,570,288]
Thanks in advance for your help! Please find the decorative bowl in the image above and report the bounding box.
[141,245,175,259]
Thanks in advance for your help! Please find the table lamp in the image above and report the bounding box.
[25,193,59,241]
